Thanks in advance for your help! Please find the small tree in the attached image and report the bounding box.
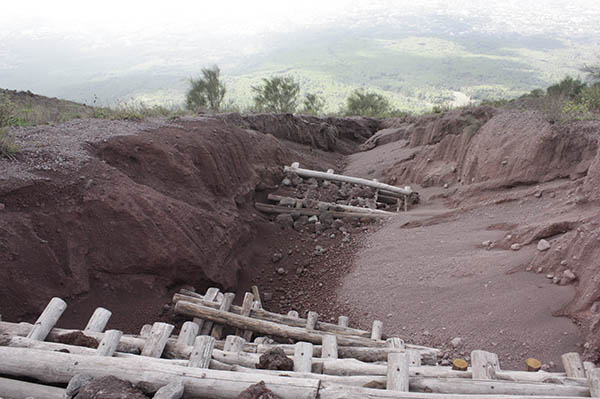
[252,76,300,113]
[582,58,600,83]
[301,93,325,115]
[186,66,226,112]
[345,89,391,117]
[546,76,586,99]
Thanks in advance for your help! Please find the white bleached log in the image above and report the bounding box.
[0,346,320,399]
[387,337,405,351]
[96,330,122,357]
[251,285,263,310]
[471,350,500,380]
[306,312,318,331]
[141,322,174,358]
[588,368,600,397]
[140,324,152,337]
[153,379,185,399]
[284,164,412,196]
[371,320,383,340]
[224,335,246,353]
[294,342,313,373]
[176,321,199,347]
[235,292,255,341]
[198,287,220,334]
[322,335,338,359]
[387,352,409,391]
[0,376,65,399]
[338,316,349,328]
[27,297,67,341]
[84,307,112,333]
[211,293,235,339]
[562,352,586,378]
[267,194,397,216]
[189,335,215,369]
[584,361,596,377]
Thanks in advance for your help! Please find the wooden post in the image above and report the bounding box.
[140,324,152,337]
[585,361,597,377]
[306,312,318,331]
[235,292,255,341]
[189,336,215,369]
[471,350,500,380]
[84,307,112,333]
[386,337,405,351]
[198,287,220,335]
[294,342,313,373]
[251,285,262,310]
[176,321,199,347]
[338,316,349,328]
[224,335,246,353]
[288,310,299,318]
[95,330,122,357]
[210,292,235,339]
[386,352,409,391]
[141,322,174,358]
[322,335,338,359]
[27,297,67,341]
[407,349,421,366]
[371,320,383,340]
[562,352,586,378]
[589,367,600,397]
[153,379,184,399]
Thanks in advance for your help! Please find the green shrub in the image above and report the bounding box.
[344,89,392,117]
[546,76,586,99]
[0,128,19,160]
[301,93,325,115]
[186,66,227,112]
[252,76,300,113]
[0,93,15,127]
[578,83,600,111]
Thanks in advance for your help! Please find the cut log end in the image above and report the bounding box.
[452,358,469,371]
[526,358,542,372]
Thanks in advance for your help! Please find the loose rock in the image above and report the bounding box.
[537,239,551,252]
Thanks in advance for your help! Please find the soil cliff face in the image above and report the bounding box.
[0,116,373,326]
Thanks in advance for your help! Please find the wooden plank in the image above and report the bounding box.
[562,352,586,378]
[471,350,500,380]
[84,307,112,333]
[294,342,313,373]
[96,329,122,357]
[141,322,174,358]
[174,300,386,347]
[189,336,215,368]
[0,346,320,399]
[176,321,199,347]
[26,297,67,341]
[284,164,412,196]
[211,292,235,339]
[387,352,409,391]
[235,292,255,341]
[0,376,65,399]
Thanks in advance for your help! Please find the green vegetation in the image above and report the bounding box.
[344,89,392,117]
[0,93,19,159]
[186,66,227,112]
[301,93,325,115]
[252,76,301,113]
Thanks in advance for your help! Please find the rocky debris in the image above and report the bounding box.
[278,197,297,207]
[308,215,319,224]
[275,214,294,229]
[55,331,99,348]
[65,374,93,399]
[510,243,521,251]
[255,348,294,371]
[314,245,326,256]
[237,381,282,399]
[277,267,285,275]
[537,239,551,252]
[271,252,283,263]
[153,380,184,399]
[75,376,148,399]
[561,270,577,285]
[450,337,462,348]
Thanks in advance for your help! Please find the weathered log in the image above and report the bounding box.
[387,337,405,351]
[84,307,112,333]
[471,350,500,380]
[0,347,320,399]
[176,321,199,347]
[140,324,152,337]
[562,352,586,378]
[387,352,409,391]
[284,164,412,196]
[584,362,596,377]
[256,202,387,219]
[174,300,385,347]
[96,330,122,357]
[251,285,263,309]
[27,297,67,341]
[322,335,338,359]
[199,288,221,335]
[141,322,174,358]
[306,312,318,331]
[267,194,397,216]
[0,376,65,399]
[589,368,600,397]
[224,335,246,353]
[153,379,185,399]
[235,292,255,341]
[338,316,349,328]
[211,292,235,339]
[189,336,215,368]
[371,320,383,340]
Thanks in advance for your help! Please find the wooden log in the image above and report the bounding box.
[84,307,112,333]
[189,336,215,368]
[211,292,235,339]
[584,362,596,377]
[407,349,422,367]
[306,312,318,331]
[224,335,246,353]
[153,379,184,399]
[338,316,349,328]
[0,376,65,399]
[371,320,383,340]
[386,337,405,351]
[251,285,263,310]
[256,202,387,220]
[140,324,152,337]
[141,322,174,358]
[0,347,320,399]
[199,288,221,335]
[471,350,500,380]
[589,368,600,397]
[27,297,67,341]
[294,342,313,373]
[387,352,409,391]
[267,194,397,216]
[174,300,386,347]
[288,310,299,318]
[322,335,338,359]
[176,321,199,347]
[174,292,383,340]
[96,329,122,357]
[235,292,255,341]
[284,164,412,196]
[562,352,586,378]
[526,357,542,372]
[452,359,468,371]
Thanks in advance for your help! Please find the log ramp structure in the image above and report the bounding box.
[0,291,599,398]
[254,162,416,217]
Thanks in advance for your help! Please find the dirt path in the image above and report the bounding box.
[337,185,581,371]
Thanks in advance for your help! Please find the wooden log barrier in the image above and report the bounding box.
[387,352,409,391]
[84,307,112,333]
[294,342,313,373]
[0,346,321,399]
[562,352,586,378]
[27,297,67,341]
[96,330,123,357]
[141,322,174,358]
[176,321,200,347]
[235,292,255,341]
[211,292,235,339]
[589,368,600,397]
[199,288,221,335]
[189,336,215,369]
[471,350,500,380]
